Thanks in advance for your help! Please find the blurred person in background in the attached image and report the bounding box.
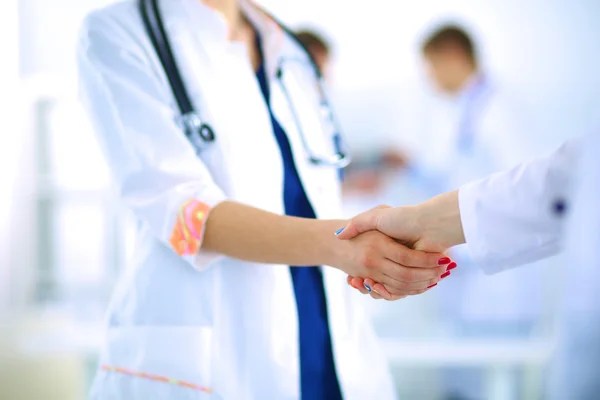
[295,29,331,77]
[76,0,450,399]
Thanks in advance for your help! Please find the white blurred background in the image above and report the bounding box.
[1,0,599,399]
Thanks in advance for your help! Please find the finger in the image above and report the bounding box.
[363,278,384,299]
[378,258,447,286]
[371,282,391,298]
[373,264,447,295]
[382,285,430,297]
[335,219,372,240]
[407,288,429,296]
[351,276,365,288]
[335,205,391,240]
[351,277,369,294]
[364,278,390,300]
[362,280,382,299]
[372,282,408,301]
[387,244,451,269]
[352,268,434,300]
[369,291,384,300]
[388,295,408,301]
[385,275,443,295]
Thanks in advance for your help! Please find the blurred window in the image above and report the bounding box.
[32,93,136,316]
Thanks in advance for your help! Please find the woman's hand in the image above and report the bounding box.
[327,228,451,300]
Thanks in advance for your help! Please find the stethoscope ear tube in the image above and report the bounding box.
[139,0,216,144]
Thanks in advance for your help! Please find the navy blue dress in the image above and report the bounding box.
[255,43,343,400]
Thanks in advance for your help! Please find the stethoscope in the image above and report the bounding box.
[139,0,351,168]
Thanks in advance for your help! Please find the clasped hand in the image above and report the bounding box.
[335,203,459,301]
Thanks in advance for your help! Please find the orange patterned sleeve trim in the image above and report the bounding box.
[169,199,212,256]
[102,365,212,393]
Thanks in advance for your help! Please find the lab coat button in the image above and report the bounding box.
[552,198,567,217]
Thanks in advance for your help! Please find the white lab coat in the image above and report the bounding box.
[77,1,395,399]
[458,137,580,273]
[413,77,544,327]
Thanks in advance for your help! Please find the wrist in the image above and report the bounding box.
[310,219,349,268]
[416,190,466,249]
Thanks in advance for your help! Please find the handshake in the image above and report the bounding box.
[333,191,465,301]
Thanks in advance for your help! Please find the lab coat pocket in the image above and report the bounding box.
[93,326,215,400]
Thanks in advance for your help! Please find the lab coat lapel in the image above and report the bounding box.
[241,1,285,83]
[245,3,351,347]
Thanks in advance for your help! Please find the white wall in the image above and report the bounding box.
[0,0,20,320]
[19,0,114,77]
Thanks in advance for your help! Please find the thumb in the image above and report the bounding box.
[335,220,361,240]
[335,205,390,240]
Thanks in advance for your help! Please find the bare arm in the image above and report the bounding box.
[202,201,343,267]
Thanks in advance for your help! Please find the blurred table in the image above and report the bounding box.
[382,338,555,400]
[18,324,555,399]
[17,323,104,355]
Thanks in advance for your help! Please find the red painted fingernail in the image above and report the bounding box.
[441,271,451,279]
[427,283,438,289]
[438,257,451,265]
[447,262,457,271]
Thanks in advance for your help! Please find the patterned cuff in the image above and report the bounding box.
[169,199,212,256]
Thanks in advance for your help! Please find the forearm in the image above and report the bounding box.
[202,201,345,266]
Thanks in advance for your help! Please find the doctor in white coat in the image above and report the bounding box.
[77,0,451,399]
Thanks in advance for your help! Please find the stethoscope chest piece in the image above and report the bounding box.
[180,112,216,150]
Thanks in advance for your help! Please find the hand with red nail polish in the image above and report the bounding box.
[345,248,453,300]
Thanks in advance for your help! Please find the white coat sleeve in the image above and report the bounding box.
[458,138,580,274]
[77,13,227,270]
